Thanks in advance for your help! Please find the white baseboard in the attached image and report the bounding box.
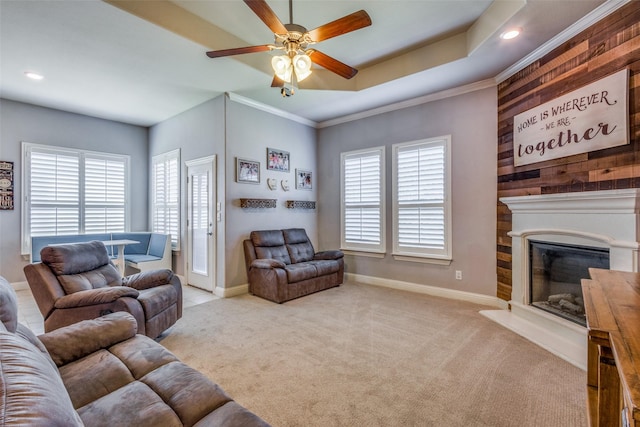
[11,281,29,291]
[215,284,249,298]
[346,273,507,309]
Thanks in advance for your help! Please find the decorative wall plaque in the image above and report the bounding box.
[513,69,629,167]
[240,198,277,209]
[286,200,316,209]
[0,161,14,210]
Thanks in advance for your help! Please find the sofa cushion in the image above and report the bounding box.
[60,349,136,409]
[309,259,340,276]
[109,335,178,379]
[57,264,122,294]
[125,254,162,264]
[41,240,112,275]
[76,380,183,427]
[0,332,83,426]
[141,361,233,426]
[38,312,138,367]
[283,228,315,263]
[193,401,270,427]
[251,230,292,264]
[148,233,168,258]
[284,263,318,283]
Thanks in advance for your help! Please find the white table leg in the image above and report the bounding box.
[116,244,125,276]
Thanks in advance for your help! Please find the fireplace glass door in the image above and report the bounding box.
[529,241,609,326]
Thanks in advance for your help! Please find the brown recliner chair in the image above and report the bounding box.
[24,240,182,338]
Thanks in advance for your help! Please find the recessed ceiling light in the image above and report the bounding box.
[24,71,44,80]
[500,28,522,40]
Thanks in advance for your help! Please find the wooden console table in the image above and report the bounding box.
[582,268,640,427]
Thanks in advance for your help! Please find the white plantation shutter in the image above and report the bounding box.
[29,149,80,237]
[393,137,451,260]
[85,156,126,233]
[152,150,180,249]
[341,147,385,252]
[22,143,129,254]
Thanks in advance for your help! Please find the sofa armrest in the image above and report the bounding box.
[313,250,344,260]
[53,286,139,309]
[122,268,178,290]
[38,312,138,367]
[251,259,286,269]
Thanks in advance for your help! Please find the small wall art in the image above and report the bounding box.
[296,169,312,190]
[236,158,260,184]
[0,161,14,210]
[267,178,277,190]
[267,148,290,172]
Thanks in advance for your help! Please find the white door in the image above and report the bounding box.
[186,156,216,291]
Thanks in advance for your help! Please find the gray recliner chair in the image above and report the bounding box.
[24,240,182,338]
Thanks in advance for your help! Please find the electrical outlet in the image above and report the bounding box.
[455,270,462,280]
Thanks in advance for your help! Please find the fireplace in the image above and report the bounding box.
[481,188,640,370]
[529,241,609,327]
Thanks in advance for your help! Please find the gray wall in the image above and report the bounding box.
[317,87,498,297]
[148,96,317,290]
[225,99,317,287]
[0,99,148,283]
[148,96,226,285]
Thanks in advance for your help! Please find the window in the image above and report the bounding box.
[392,136,451,263]
[340,147,385,253]
[151,150,180,250]
[22,143,129,254]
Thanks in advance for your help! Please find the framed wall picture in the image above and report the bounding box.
[296,169,312,190]
[236,158,260,184]
[267,148,290,172]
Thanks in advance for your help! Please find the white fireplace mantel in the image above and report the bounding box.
[499,188,640,214]
[482,188,640,370]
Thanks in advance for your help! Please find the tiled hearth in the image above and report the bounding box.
[482,189,640,370]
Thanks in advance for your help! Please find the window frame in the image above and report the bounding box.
[21,142,130,255]
[392,135,452,264]
[340,146,386,255]
[151,149,181,251]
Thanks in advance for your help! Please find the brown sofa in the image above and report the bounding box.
[243,228,344,303]
[24,240,182,339]
[0,276,269,427]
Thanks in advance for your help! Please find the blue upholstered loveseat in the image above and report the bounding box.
[31,232,171,272]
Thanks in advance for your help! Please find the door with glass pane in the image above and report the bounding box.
[186,156,216,291]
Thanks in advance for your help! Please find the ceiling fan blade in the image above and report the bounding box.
[307,50,358,79]
[306,10,371,42]
[243,0,288,35]
[206,45,273,58]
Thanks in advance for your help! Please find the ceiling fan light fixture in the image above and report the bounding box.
[292,54,312,82]
[271,55,293,82]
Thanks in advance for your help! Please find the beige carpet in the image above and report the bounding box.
[160,282,587,427]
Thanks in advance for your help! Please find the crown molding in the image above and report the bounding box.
[316,79,496,129]
[225,92,317,128]
[496,0,631,83]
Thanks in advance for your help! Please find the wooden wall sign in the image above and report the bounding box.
[0,161,14,210]
[513,69,629,166]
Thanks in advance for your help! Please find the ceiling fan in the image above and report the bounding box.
[205,0,372,93]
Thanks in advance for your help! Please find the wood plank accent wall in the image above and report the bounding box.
[496,2,640,301]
